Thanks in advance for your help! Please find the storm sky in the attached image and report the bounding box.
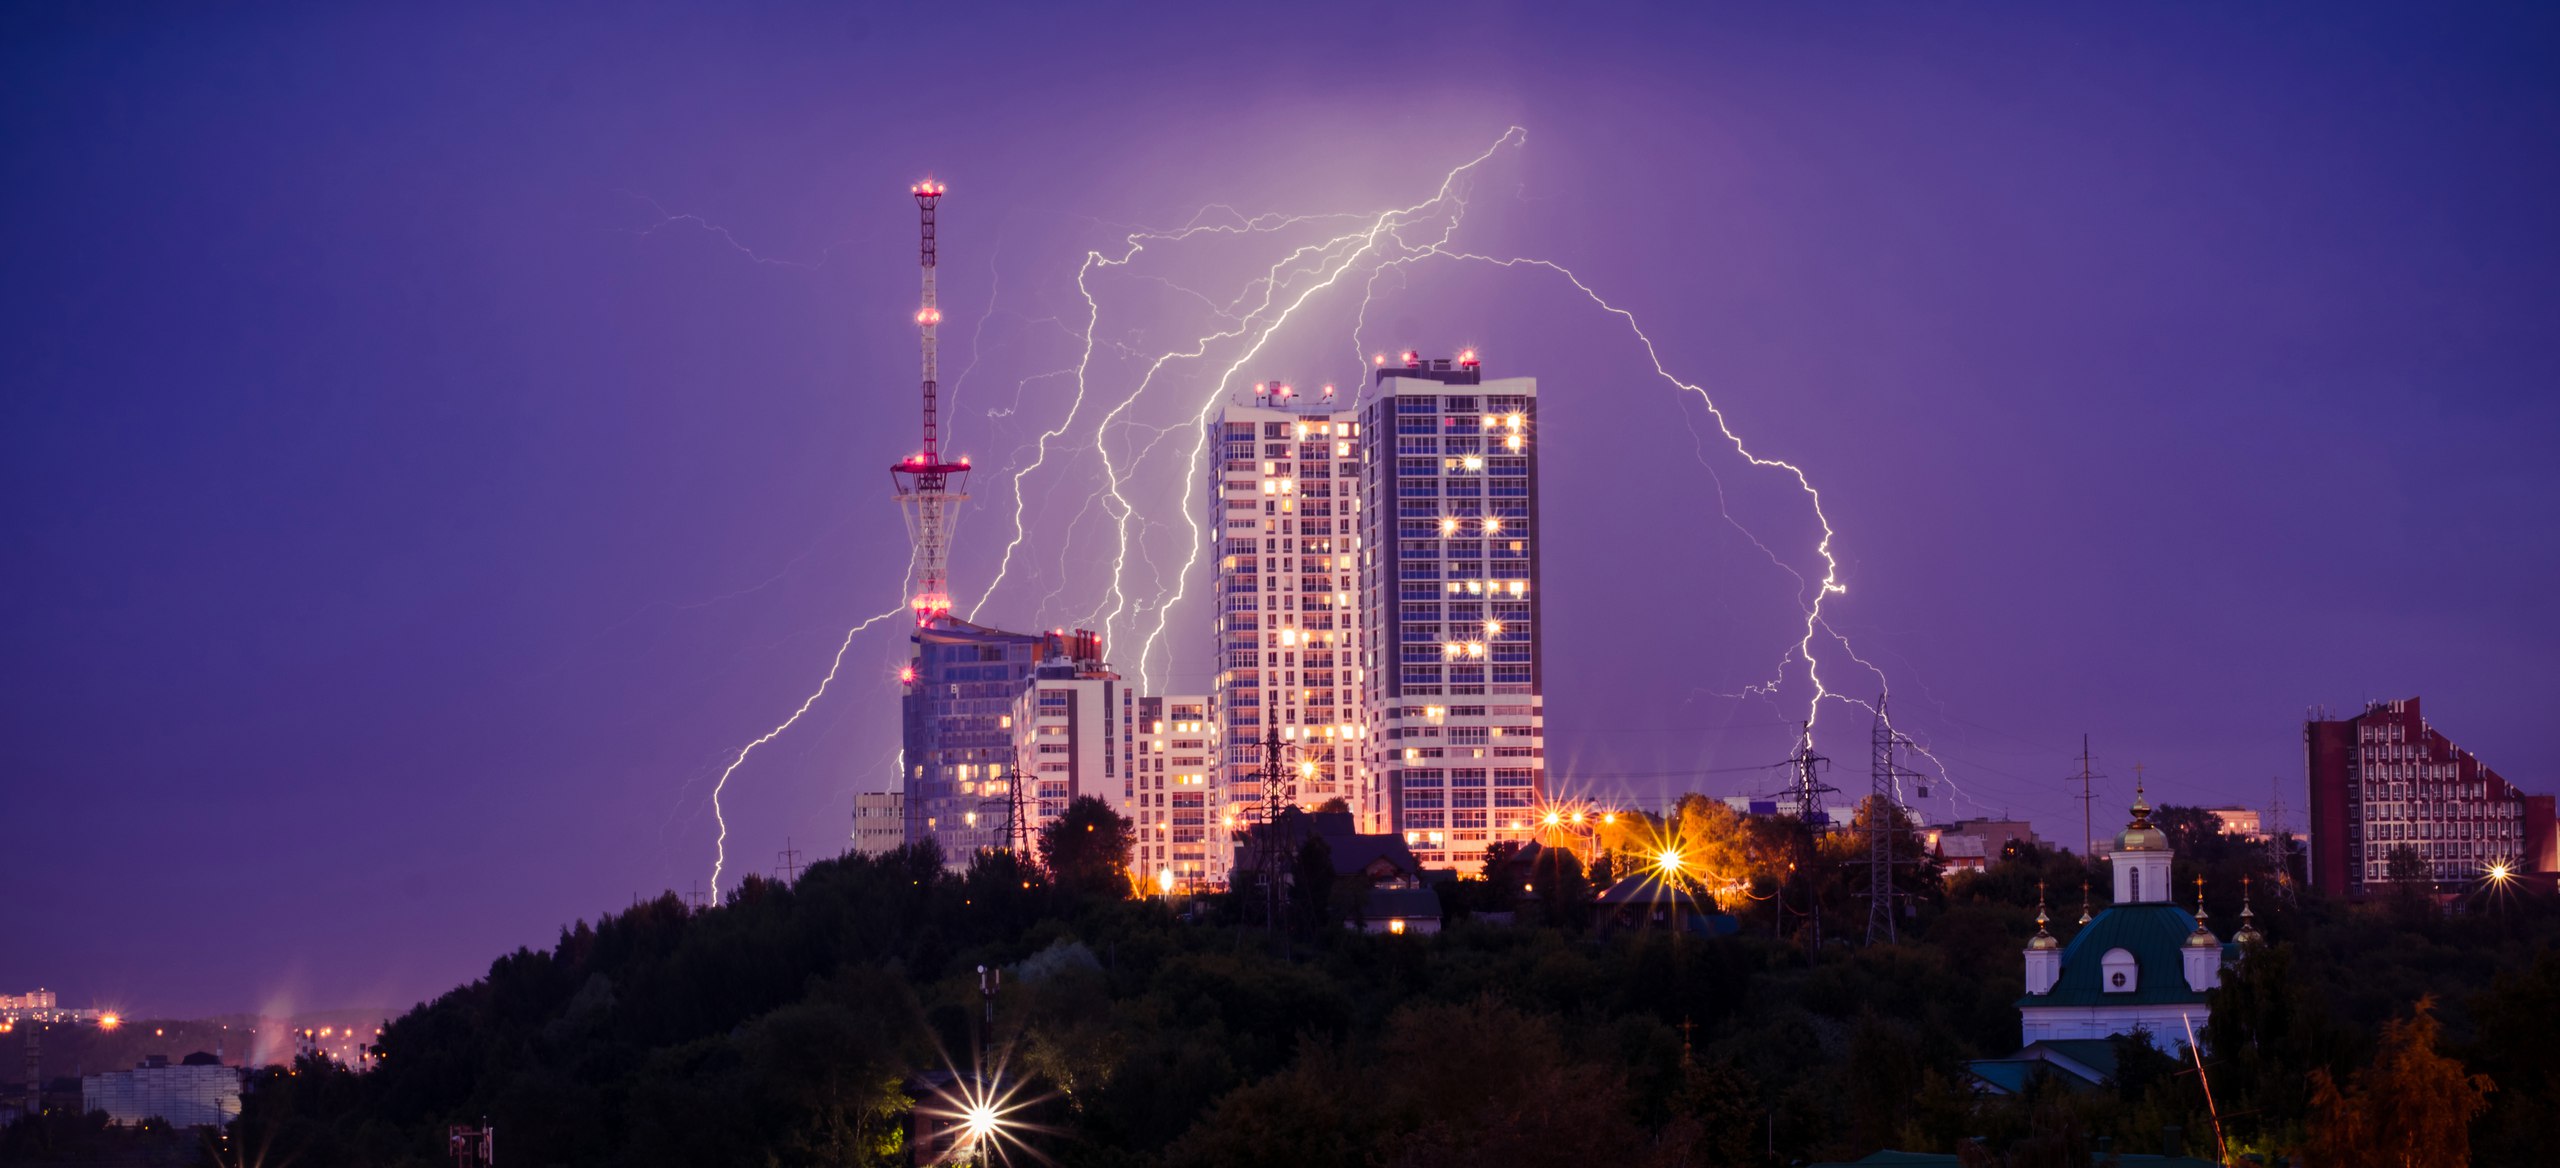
[5,2,2555,1016]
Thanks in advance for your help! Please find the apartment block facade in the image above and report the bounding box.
[1006,630,1133,844]
[1357,355,1546,872]
[2307,696,2555,895]
[1133,694,1215,890]
[902,620,1046,863]
[1208,385,1370,834]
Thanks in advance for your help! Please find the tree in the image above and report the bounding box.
[2306,996,2494,1168]
[2385,843,2429,887]
[1292,835,1336,935]
[1315,796,1351,814]
[1038,795,1135,898]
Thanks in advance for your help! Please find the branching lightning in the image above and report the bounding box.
[655,122,1953,900]
[974,125,1925,774]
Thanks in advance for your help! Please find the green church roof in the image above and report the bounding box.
[2018,903,2215,1009]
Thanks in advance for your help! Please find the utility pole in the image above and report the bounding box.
[2073,736,2101,858]
[890,178,969,628]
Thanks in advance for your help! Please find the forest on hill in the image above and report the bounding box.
[9,798,2551,1167]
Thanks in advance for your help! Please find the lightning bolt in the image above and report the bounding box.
[706,596,910,900]
[974,125,1923,773]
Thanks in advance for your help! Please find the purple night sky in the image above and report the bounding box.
[5,4,2555,1018]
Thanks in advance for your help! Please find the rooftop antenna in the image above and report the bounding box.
[891,178,969,626]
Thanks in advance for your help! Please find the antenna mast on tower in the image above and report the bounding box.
[891,179,968,626]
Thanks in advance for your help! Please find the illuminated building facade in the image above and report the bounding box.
[851,791,904,857]
[2307,696,2555,895]
[1208,385,1368,835]
[902,620,1044,864]
[1006,630,1133,842]
[83,1057,242,1128]
[1358,354,1546,872]
[1133,694,1214,889]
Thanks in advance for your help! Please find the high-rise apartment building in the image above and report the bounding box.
[1007,630,1133,845]
[902,620,1045,863]
[1208,383,1369,835]
[1133,694,1215,890]
[2306,696,2555,895]
[1358,354,1546,872]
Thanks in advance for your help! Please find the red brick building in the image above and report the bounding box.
[2306,696,2555,897]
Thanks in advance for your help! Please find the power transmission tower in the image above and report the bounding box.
[1780,723,1839,948]
[1863,696,1922,944]
[983,746,1036,863]
[1248,726,1299,935]
[2265,776,2298,903]
[1788,722,1837,827]
[775,839,805,883]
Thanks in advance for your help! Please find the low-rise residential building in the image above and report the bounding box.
[1006,630,1132,846]
[83,1054,241,1128]
[852,791,904,857]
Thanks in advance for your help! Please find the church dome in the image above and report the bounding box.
[2115,784,2169,852]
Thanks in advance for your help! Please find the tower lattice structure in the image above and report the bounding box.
[891,180,968,626]
[1864,695,1921,944]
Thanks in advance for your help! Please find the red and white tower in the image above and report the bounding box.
[892,179,968,626]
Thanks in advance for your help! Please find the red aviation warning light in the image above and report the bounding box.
[891,177,969,626]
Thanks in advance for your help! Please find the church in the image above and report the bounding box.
[1970,786,2258,1093]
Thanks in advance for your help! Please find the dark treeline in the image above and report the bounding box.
[167,800,2560,1167]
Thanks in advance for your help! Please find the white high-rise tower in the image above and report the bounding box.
[1358,353,1545,873]
[1208,382,1369,842]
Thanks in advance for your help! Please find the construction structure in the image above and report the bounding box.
[1358,353,1546,873]
[1209,382,1367,838]
[890,178,968,627]
[2306,696,2556,896]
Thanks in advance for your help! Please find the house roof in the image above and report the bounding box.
[1965,1038,2125,1095]
[1319,830,1422,880]
[1595,873,1710,908]
[2026,1039,2121,1082]
[2018,903,2212,1008]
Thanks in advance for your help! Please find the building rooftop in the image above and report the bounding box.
[2019,903,2224,1009]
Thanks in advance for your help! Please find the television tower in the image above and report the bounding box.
[891,179,968,626]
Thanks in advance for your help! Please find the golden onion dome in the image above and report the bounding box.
[2116,782,2169,852]
[2029,929,2061,950]
[2185,920,2222,948]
